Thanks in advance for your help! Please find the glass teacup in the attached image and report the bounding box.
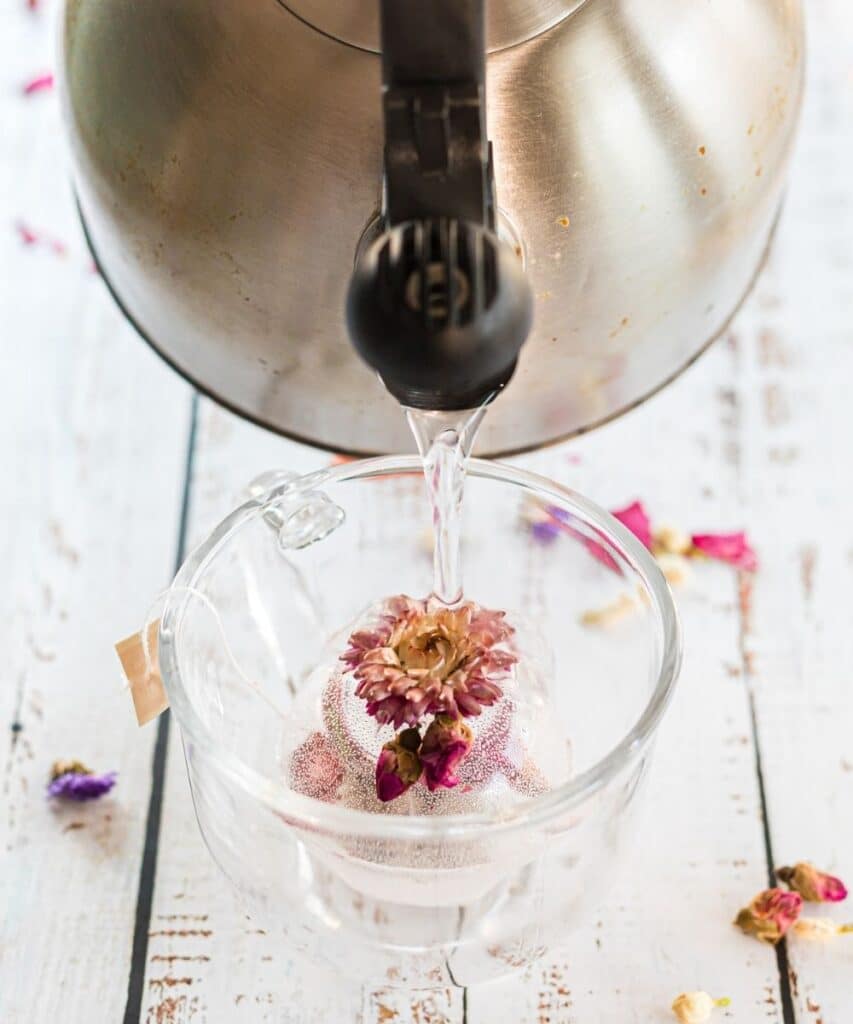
[158,456,681,990]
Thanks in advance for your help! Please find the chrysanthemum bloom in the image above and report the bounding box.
[777,861,848,903]
[671,992,730,1023]
[420,715,473,792]
[792,917,853,940]
[375,728,423,803]
[343,596,516,729]
[47,760,117,801]
[734,888,803,944]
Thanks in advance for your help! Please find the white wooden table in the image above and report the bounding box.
[2,2,852,1021]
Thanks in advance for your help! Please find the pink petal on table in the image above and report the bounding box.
[611,500,654,549]
[691,531,758,571]
[22,73,54,96]
[15,221,39,245]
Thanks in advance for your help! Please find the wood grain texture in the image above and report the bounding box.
[0,7,193,1021]
[3,0,853,1021]
[729,1,853,1018]
[469,340,783,1023]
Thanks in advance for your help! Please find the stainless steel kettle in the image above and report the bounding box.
[61,0,804,454]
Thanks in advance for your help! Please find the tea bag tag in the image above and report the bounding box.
[115,620,169,726]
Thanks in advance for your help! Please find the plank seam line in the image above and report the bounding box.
[740,585,797,1024]
[122,392,199,1024]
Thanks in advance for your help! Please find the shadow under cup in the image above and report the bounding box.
[158,457,681,989]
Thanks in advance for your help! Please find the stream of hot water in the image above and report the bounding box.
[280,396,570,818]
[405,403,491,606]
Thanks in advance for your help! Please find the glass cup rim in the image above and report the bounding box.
[159,455,682,841]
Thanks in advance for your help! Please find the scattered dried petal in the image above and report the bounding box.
[671,992,730,1023]
[524,497,756,578]
[47,761,117,801]
[734,888,802,944]
[777,862,848,903]
[14,220,68,257]
[792,917,853,940]
[611,500,653,549]
[420,715,473,792]
[16,222,39,245]
[690,532,757,572]
[375,728,423,802]
[22,72,54,96]
[656,552,691,587]
[580,592,639,627]
[654,524,693,557]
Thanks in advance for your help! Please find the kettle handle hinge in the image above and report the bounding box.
[380,0,495,230]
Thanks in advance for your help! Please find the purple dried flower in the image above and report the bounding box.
[47,760,117,801]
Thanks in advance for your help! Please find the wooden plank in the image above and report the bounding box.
[0,6,193,1020]
[144,324,783,1024]
[468,336,784,1021]
[138,404,365,1024]
[731,1,853,1018]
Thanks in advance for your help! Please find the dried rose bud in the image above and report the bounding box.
[734,888,803,944]
[777,862,848,903]
[690,531,757,571]
[420,715,473,792]
[375,728,423,803]
[671,992,730,1023]
[792,917,853,940]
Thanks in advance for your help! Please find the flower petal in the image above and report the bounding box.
[691,532,757,571]
[611,500,653,550]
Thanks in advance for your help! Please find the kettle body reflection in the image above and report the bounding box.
[61,0,804,454]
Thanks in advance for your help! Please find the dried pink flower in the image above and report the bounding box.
[690,532,757,572]
[420,715,473,792]
[734,888,803,944]
[47,760,117,801]
[611,500,653,549]
[344,596,515,729]
[375,728,423,802]
[777,862,848,903]
[22,72,54,96]
[289,731,344,802]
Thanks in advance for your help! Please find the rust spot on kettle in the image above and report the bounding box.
[555,216,570,228]
[609,316,630,339]
[698,145,706,156]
